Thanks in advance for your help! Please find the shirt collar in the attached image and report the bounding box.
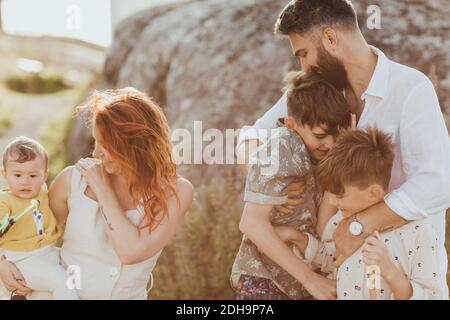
[361,46,390,100]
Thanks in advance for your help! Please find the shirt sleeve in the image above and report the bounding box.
[237,93,288,148]
[244,130,310,205]
[291,233,337,275]
[0,200,11,222]
[401,222,444,300]
[384,79,450,220]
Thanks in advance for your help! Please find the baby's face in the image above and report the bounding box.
[3,158,47,199]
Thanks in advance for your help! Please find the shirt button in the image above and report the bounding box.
[109,267,118,277]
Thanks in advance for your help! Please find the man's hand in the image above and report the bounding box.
[303,272,337,300]
[274,180,305,214]
[333,217,365,267]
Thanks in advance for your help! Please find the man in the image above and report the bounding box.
[236,0,450,299]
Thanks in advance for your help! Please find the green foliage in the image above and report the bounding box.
[5,73,70,95]
[0,103,16,138]
[149,176,244,299]
[39,109,73,182]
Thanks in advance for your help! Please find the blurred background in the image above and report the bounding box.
[0,0,448,299]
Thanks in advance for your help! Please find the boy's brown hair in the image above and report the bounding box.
[284,70,351,135]
[317,128,394,195]
[2,136,49,171]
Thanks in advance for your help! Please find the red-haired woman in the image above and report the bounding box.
[0,88,193,299]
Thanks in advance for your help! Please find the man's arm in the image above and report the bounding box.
[239,202,337,300]
[384,79,450,219]
[334,79,450,264]
[236,93,288,165]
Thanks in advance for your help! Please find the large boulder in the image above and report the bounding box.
[68,0,450,176]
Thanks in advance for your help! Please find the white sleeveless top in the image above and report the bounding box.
[59,168,162,300]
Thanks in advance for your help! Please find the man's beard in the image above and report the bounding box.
[311,46,349,91]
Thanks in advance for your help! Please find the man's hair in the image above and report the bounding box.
[317,128,395,195]
[2,136,49,171]
[284,70,350,135]
[274,0,358,37]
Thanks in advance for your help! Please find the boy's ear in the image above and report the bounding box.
[368,184,384,202]
[1,167,5,178]
[284,117,296,129]
[44,170,49,181]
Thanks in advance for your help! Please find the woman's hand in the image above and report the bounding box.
[0,259,31,296]
[274,180,305,214]
[76,158,112,198]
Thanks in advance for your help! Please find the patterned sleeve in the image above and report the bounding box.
[244,129,311,205]
[290,232,336,275]
[402,221,444,300]
[391,220,444,300]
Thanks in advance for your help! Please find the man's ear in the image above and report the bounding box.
[284,116,296,129]
[321,27,338,52]
[368,184,384,203]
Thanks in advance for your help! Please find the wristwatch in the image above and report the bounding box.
[349,215,371,238]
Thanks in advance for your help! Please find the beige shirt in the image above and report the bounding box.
[298,212,445,300]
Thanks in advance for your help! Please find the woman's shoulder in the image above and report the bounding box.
[49,166,76,195]
[172,176,194,211]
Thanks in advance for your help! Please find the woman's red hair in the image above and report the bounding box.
[79,88,178,230]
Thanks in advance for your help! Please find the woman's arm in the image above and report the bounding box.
[48,166,73,226]
[239,202,337,300]
[94,177,193,265]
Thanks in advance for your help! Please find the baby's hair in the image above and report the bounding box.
[317,128,394,195]
[2,136,49,171]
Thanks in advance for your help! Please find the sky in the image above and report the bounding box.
[1,0,185,47]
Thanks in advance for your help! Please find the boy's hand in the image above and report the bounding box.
[303,272,337,300]
[273,226,299,243]
[275,180,305,214]
[362,231,395,278]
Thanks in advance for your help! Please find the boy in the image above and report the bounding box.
[0,136,79,299]
[277,128,444,299]
[231,71,352,299]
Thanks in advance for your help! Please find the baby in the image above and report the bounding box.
[0,136,78,299]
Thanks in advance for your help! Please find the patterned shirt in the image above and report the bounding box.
[231,126,321,299]
[298,212,444,300]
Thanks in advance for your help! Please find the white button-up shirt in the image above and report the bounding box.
[237,46,450,296]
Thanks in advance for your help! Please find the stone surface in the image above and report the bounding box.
[70,0,450,183]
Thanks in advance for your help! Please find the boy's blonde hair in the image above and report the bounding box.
[2,136,49,171]
[317,128,394,195]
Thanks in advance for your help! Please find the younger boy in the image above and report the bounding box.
[276,128,444,299]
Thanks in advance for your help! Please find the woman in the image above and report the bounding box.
[0,88,193,299]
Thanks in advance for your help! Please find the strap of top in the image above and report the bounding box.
[70,167,87,198]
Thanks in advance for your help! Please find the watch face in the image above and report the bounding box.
[349,221,363,236]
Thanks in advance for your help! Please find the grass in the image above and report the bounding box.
[5,73,71,95]
[149,175,244,300]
